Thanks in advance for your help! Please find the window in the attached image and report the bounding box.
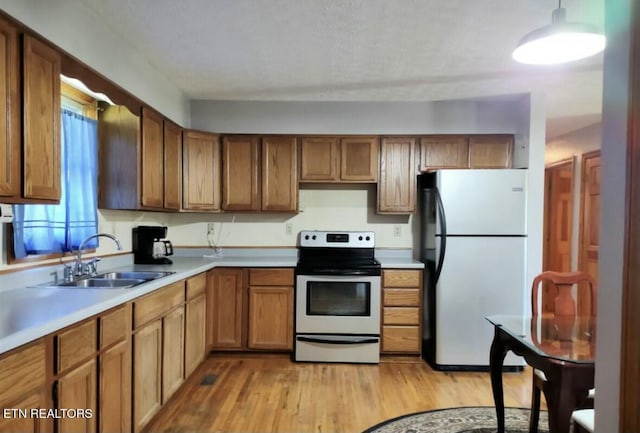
[12,105,99,259]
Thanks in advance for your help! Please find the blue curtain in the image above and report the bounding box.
[13,109,99,258]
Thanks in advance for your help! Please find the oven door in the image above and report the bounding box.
[296,274,381,335]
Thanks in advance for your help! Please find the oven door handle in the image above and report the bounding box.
[296,335,380,345]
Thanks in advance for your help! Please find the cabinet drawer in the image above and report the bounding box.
[383,288,420,306]
[383,307,419,325]
[383,270,421,288]
[0,340,46,406]
[101,305,129,349]
[133,281,185,328]
[249,268,294,286]
[186,273,206,300]
[57,320,97,372]
[382,326,421,353]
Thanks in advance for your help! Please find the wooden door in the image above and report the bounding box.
[182,130,221,211]
[468,135,514,168]
[133,320,162,433]
[185,294,206,377]
[378,137,417,213]
[22,35,60,201]
[340,136,378,182]
[162,306,185,403]
[207,268,245,349]
[99,340,131,433]
[299,136,340,182]
[579,151,600,315]
[140,107,164,209]
[0,17,20,199]
[0,390,49,433]
[222,135,260,210]
[247,286,293,350]
[542,159,574,313]
[57,359,97,433]
[419,136,468,170]
[163,120,182,210]
[261,136,297,211]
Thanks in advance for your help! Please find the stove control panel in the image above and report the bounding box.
[299,230,375,248]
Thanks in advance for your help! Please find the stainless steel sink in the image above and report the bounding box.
[94,271,175,281]
[56,278,146,288]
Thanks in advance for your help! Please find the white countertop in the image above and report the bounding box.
[0,249,422,354]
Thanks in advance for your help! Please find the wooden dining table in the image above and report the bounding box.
[486,315,596,433]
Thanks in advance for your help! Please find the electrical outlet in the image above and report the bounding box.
[207,223,215,235]
[285,223,293,235]
[393,225,401,237]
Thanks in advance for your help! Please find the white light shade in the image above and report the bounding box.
[513,8,606,65]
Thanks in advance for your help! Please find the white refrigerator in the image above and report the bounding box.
[422,169,527,370]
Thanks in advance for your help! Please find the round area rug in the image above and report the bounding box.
[362,407,549,433]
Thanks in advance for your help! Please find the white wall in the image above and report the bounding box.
[595,0,632,430]
[0,0,190,125]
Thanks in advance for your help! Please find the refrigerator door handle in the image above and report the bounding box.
[434,186,447,285]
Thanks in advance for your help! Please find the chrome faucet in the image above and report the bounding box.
[72,233,123,278]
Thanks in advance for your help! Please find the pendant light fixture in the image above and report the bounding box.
[512,1,605,65]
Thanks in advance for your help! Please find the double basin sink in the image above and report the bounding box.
[42,271,175,289]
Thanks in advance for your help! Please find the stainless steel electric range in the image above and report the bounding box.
[295,230,381,364]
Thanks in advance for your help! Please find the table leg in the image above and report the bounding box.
[490,327,508,433]
[543,366,593,433]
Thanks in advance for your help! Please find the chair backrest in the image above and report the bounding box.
[531,271,597,316]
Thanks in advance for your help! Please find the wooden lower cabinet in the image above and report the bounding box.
[247,286,293,350]
[133,320,162,433]
[162,306,185,403]
[381,270,423,354]
[207,268,245,349]
[57,359,97,433]
[99,340,130,433]
[0,390,49,433]
[185,294,206,376]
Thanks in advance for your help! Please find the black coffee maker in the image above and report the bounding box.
[132,226,174,264]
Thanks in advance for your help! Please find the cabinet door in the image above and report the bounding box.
[299,136,339,182]
[22,35,60,201]
[140,107,164,209]
[0,17,20,199]
[99,340,131,433]
[207,268,245,349]
[185,294,206,377]
[57,359,97,433]
[162,306,185,403]
[468,135,514,168]
[261,136,297,211]
[182,130,221,211]
[248,286,293,350]
[419,136,469,170]
[340,136,378,182]
[0,390,49,433]
[378,137,417,214]
[222,135,260,211]
[163,120,182,210]
[133,320,162,433]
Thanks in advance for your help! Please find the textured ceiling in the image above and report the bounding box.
[76,0,606,138]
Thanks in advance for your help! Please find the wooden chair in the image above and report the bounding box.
[529,271,597,433]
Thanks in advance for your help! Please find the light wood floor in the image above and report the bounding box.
[146,354,536,433]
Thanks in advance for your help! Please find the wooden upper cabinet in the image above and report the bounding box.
[468,134,514,168]
[261,136,297,212]
[378,137,417,214]
[140,107,164,209]
[182,130,221,211]
[340,136,379,182]
[163,120,182,210]
[221,135,260,211]
[22,34,61,202]
[0,17,20,199]
[299,136,340,182]
[419,135,469,170]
